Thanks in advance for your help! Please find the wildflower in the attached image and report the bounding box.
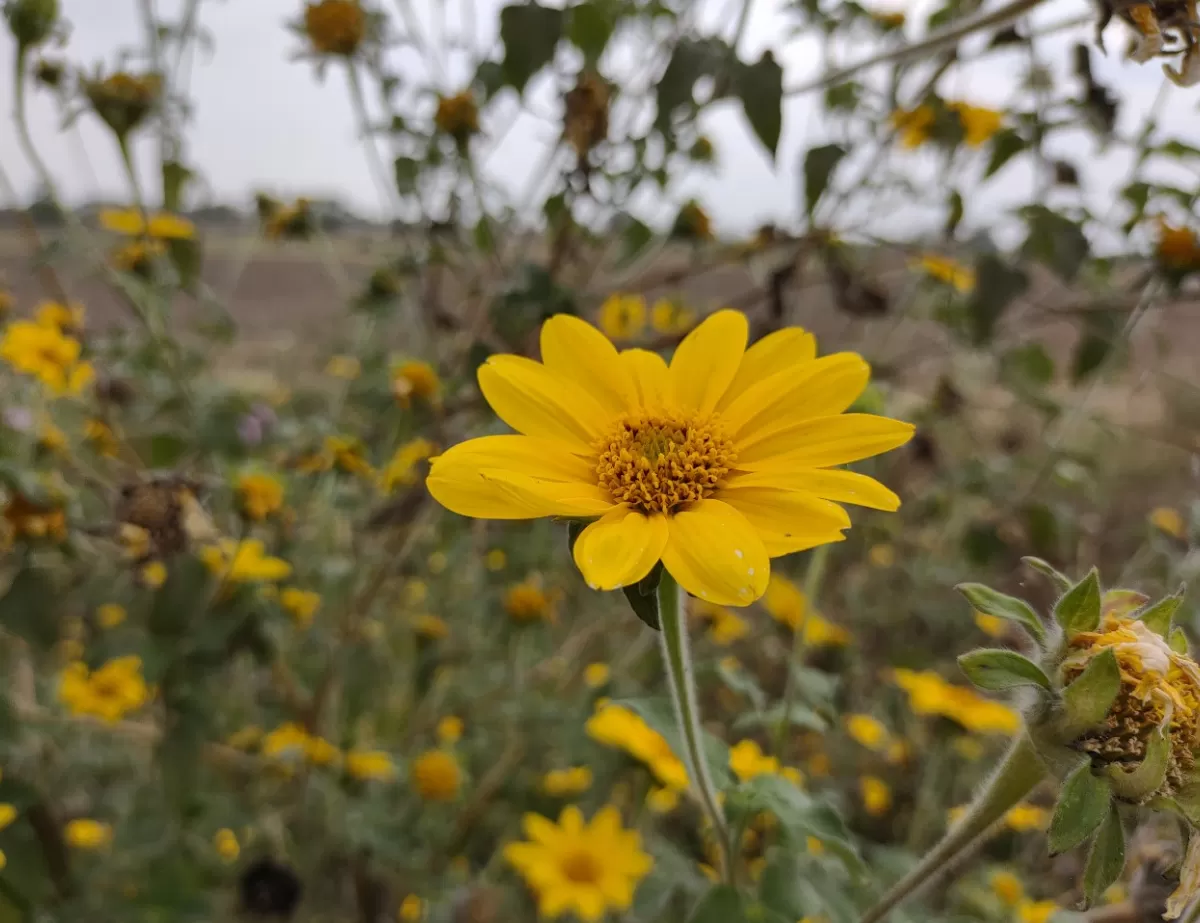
[140,560,167,588]
[83,69,161,138]
[729,739,783,781]
[391,360,441,408]
[672,200,714,241]
[426,312,912,606]
[112,240,163,277]
[891,105,935,148]
[1016,900,1059,923]
[1150,506,1187,540]
[215,828,240,862]
[304,0,366,55]
[542,766,594,797]
[947,102,1003,147]
[261,197,313,240]
[280,588,321,627]
[806,836,824,854]
[261,722,338,765]
[399,895,425,921]
[35,300,84,334]
[564,70,610,161]
[1004,803,1048,832]
[437,716,463,743]
[4,492,67,542]
[379,438,436,493]
[434,90,480,143]
[1156,219,1200,273]
[0,319,93,395]
[762,574,851,645]
[227,725,263,750]
[975,611,1008,638]
[846,714,890,750]
[919,254,976,292]
[597,293,646,340]
[891,668,1020,735]
[990,869,1025,906]
[325,355,360,379]
[99,208,195,240]
[583,662,610,688]
[646,786,680,813]
[868,543,895,567]
[586,702,689,790]
[0,804,16,829]
[237,473,285,521]
[650,299,696,335]
[503,805,653,921]
[412,614,449,640]
[200,539,292,583]
[504,578,557,624]
[860,776,892,815]
[96,603,127,629]
[58,656,149,723]
[330,435,374,476]
[485,548,507,571]
[412,750,461,801]
[65,818,113,850]
[345,749,396,781]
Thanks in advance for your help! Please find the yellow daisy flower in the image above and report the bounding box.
[64,818,113,850]
[426,312,913,606]
[411,749,461,801]
[597,294,647,340]
[99,207,195,240]
[860,775,892,816]
[0,320,93,395]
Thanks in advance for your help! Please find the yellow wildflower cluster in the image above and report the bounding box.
[200,539,291,583]
[542,766,594,797]
[237,472,285,520]
[586,702,689,790]
[1,314,93,396]
[58,656,149,723]
[891,668,1020,734]
[504,577,558,624]
[918,254,976,293]
[345,749,397,781]
[261,721,339,765]
[280,587,321,627]
[729,739,803,785]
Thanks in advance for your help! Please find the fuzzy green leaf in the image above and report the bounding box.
[803,143,847,217]
[499,2,564,93]
[736,51,783,160]
[687,886,745,923]
[1171,627,1190,655]
[1055,568,1101,634]
[1022,556,1072,593]
[1049,762,1112,855]
[1140,587,1185,638]
[1107,728,1169,802]
[958,648,1051,691]
[1060,647,1120,738]
[955,583,1045,642]
[1084,804,1126,907]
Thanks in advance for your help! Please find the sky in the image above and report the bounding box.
[0,0,1192,238]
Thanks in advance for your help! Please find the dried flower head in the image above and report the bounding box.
[304,0,366,56]
[564,71,610,162]
[435,90,480,143]
[83,70,162,139]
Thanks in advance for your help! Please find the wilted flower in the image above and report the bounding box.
[83,69,161,138]
[563,71,609,161]
[434,90,480,143]
[1155,219,1200,274]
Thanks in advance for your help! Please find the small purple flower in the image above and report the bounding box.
[250,402,277,431]
[237,414,264,446]
[3,407,34,432]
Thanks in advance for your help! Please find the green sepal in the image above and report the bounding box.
[1055,567,1101,635]
[1057,647,1120,739]
[1022,556,1072,593]
[623,563,663,631]
[1083,803,1125,907]
[1139,586,1185,638]
[955,583,1045,643]
[958,648,1051,691]
[1048,761,1112,855]
[1106,727,1169,801]
[1171,627,1190,655]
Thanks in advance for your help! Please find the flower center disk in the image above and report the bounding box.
[561,850,603,885]
[596,412,734,514]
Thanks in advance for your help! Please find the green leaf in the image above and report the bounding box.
[1072,310,1121,382]
[393,156,420,195]
[944,190,964,237]
[499,2,564,93]
[758,853,858,923]
[161,161,193,212]
[655,38,727,127]
[617,215,654,265]
[1021,206,1090,282]
[1001,343,1054,388]
[1107,728,1169,801]
[0,566,58,649]
[566,0,617,62]
[1060,648,1120,738]
[965,255,1028,345]
[622,564,662,631]
[148,557,213,638]
[1170,627,1190,655]
[473,217,495,255]
[1022,557,1072,593]
[955,583,1045,643]
[958,648,1051,691]
[1055,568,1101,634]
[716,658,766,710]
[1084,804,1125,907]
[735,51,783,160]
[803,143,847,217]
[688,886,744,923]
[148,432,188,468]
[731,774,861,871]
[735,701,826,733]
[1049,761,1112,855]
[1140,587,1184,638]
[985,128,1026,178]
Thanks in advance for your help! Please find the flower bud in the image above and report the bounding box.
[4,0,58,50]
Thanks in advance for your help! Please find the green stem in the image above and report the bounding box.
[858,735,1046,923]
[657,572,733,885]
[772,544,830,757]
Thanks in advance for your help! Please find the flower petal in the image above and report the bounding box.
[727,468,901,510]
[573,507,668,591]
[660,500,769,606]
[724,352,870,442]
[431,434,596,482]
[540,314,634,416]
[719,486,850,556]
[478,469,614,518]
[668,310,748,414]
[737,414,916,468]
[478,355,612,450]
[620,349,671,409]
[717,327,817,411]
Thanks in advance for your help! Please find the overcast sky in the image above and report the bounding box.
[0,0,1190,237]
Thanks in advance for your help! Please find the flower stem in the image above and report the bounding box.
[858,734,1046,923]
[772,544,830,757]
[657,572,733,885]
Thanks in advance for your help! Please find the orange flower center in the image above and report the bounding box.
[304,0,366,55]
[596,412,734,514]
[561,850,603,885]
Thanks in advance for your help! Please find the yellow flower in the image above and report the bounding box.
[38,420,67,453]
[96,603,127,629]
[58,656,149,723]
[99,208,195,239]
[485,548,507,571]
[806,836,824,855]
[867,543,895,567]
[379,438,437,493]
[586,702,689,790]
[891,668,1020,735]
[399,895,425,921]
[504,578,558,624]
[730,739,783,781]
[1155,219,1200,272]
[261,722,311,760]
[35,300,85,334]
[1151,506,1187,540]
[427,551,448,573]
[1016,900,1060,923]
[1004,803,1049,832]
[990,869,1025,906]
[650,299,696,335]
[425,313,913,606]
[391,360,442,408]
[437,716,463,743]
[140,560,167,588]
[227,725,263,750]
[541,766,594,797]
[762,574,851,645]
[412,750,461,801]
[412,614,449,640]
[237,473,285,520]
[83,419,119,457]
[597,294,646,341]
[326,435,374,476]
[503,805,653,921]
[947,102,1003,147]
[214,828,240,862]
[304,0,367,55]
[845,714,889,751]
[0,320,94,395]
[860,776,892,816]
[974,611,1008,638]
[200,539,291,583]
[280,588,321,627]
[65,818,113,850]
[646,786,680,813]
[583,662,610,688]
[345,749,397,781]
[885,739,910,765]
[306,736,339,766]
[890,105,935,148]
[84,70,162,137]
[0,804,16,829]
[435,91,480,140]
[325,354,361,380]
[918,255,976,293]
